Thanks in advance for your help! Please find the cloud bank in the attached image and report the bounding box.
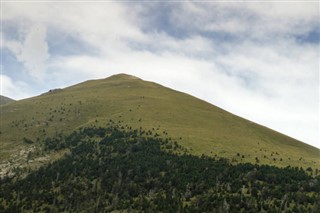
[1,2,319,148]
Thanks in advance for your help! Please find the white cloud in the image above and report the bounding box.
[1,32,22,54]
[0,75,31,100]
[18,25,49,80]
[2,24,49,80]
[3,2,146,53]
[171,2,319,39]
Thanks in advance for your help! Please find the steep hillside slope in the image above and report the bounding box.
[0,95,15,105]
[1,124,319,212]
[0,74,319,170]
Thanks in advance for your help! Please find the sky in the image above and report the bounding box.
[1,1,319,148]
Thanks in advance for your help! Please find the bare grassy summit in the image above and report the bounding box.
[0,73,319,171]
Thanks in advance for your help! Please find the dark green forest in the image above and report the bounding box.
[0,121,319,212]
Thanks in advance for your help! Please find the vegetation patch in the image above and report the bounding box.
[0,122,319,212]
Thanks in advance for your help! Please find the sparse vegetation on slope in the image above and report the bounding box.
[0,74,319,173]
[1,123,319,212]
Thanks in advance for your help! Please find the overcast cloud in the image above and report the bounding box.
[1,1,319,148]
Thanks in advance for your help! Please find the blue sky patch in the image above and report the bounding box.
[47,28,98,57]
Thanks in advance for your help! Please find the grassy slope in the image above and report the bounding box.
[0,74,319,169]
[0,95,15,105]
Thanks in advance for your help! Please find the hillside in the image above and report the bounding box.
[0,74,319,174]
[1,124,319,212]
[0,95,15,105]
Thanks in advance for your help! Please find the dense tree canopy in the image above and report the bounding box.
[0,122,319,212]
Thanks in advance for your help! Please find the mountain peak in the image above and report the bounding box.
[106,73,141,81]
[1,75,319,170]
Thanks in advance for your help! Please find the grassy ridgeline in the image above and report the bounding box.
[0,74,319,169]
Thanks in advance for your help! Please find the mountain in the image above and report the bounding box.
[0,74,319,212]
[1,124,319,212]
[0,74,318,169]
[0,95,15,105]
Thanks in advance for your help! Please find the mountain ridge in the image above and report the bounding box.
[0,73,319,170]
[0,95,15,105]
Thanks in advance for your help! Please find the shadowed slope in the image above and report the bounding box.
[0,95,15,105]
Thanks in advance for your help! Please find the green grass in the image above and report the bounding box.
[0,74,319,169]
